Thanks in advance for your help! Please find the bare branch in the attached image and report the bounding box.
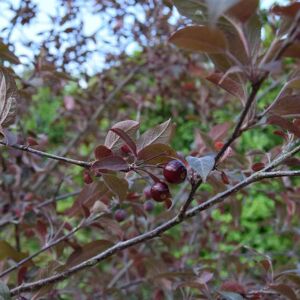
[176,179,202,220]
[260,170,300,179]
[0,141,91,168]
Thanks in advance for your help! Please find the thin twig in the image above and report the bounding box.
[31,64,143,190]
[0,220,85,279]
[176,179,202,220]
[215,11,300,164]
[0,141,91,168]
[0,191,80,229]
[36,190,80,209]
[175,7,300,219]
[214,78,264,163]
[178,76,263,218]
[106,244,144,289]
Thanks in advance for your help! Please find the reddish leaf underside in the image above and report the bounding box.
[268,115,300,137]
[136,119,174,151]
[94,145,113,160]
[137,143,177,164]
[269,95,300,116]
[66,240,114,268]
[92,155,129,172]
[169,25,228,53]
[110,127,137,156]
[0,68,18,136]
[102,174,128,201]
[226,0,259,22]
[206,72,245,101]
[104,120,139,152]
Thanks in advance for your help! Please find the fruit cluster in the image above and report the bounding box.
[114,159,187,222]
[146,159,187,208]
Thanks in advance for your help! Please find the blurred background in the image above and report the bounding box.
[0,1,299,299]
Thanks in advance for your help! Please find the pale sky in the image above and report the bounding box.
[0,0,289,75]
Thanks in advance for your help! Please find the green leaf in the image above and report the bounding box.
[186,155,215,182]
[0,282,10,300]
[137,119,174,151]
[169,25,228,53]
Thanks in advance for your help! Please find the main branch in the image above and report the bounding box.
[10,143,300,295]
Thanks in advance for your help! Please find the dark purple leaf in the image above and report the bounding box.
[269,284,298,300]
[137,119,174,151]
[137,143,177,164]
[169,26,228,53]
[92,156,128,172]
[110,127,137,156]
[66,240,114,268]
[104,120,139,151]
[102,174,128,201]
[94,145,113,160]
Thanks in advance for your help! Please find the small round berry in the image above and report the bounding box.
[143,186,152,199]
[150,182,170,202]
[214,141,224,151]
[121,144,131,154]
[163,160,187,184]
[144,200,154,212]
[251,162,265,172]
[83,171,93,184]
[27,137,39,146]
[114,209,127,222]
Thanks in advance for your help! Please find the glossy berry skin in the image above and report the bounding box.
[163,160,187,184]
[151,182,170,202]
[121,144,131,154]
[144,200,154,212]
[114,209,127,222]
[83,172,93,184]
